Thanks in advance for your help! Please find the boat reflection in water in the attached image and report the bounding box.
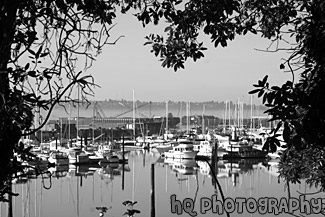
[1,150,323,217]
[164,158,198,176]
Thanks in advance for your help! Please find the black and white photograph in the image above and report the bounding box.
[0,1,324,217]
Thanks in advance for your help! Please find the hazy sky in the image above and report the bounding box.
[88,12,292,104]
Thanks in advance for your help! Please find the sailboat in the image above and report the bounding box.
[154,140,176,156]
[222,127,268,159]
[67,84,90,164]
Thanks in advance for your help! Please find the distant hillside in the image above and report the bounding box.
[49,99,267,119]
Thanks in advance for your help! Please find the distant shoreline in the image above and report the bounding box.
[48,99,267,119]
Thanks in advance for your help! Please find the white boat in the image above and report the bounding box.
[95,143,127,163]
[48,151,69,166]
[82,146,96,156]
[108,141,122,152]
[148,137,166,148]
[215,134,231,150]
[154,141,175,156]
[106,141,130,160]
[164,141,199,159]
[194,140,213,158]
[223,140,268,158]
[95,143,119,158]
[49,140,62,151]
[135,136,152,148]
[116,137,137,147]
[68,147,89,164]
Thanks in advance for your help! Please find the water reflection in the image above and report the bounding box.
[1,149,324,217]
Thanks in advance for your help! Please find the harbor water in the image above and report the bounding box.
[1,149,323,217]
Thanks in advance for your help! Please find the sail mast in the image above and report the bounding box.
[166,101,168,135]
[202,104,205,135]
[133,89,135,139]
[179,101,182,132]
[76,84,80,144]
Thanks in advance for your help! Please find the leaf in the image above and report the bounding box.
[220,39,227,47]
[123,200,132,206]
[274,121,283,133]
[40,52,49,58]
[36,45,43,59]
[24,63,30,70]
[262,138,270,151]
[281,145,288,149]
[250,28,257,34]
[214,39,219,47]
[270,141,277,153]
[28,71,37,77]
[283,122,290,143]
[274,138,281,147]
[262,92,268,104]
[24,146,33,153]
[262,75,268,85]
[271,86,280,91]
[257,89,264,98]
[28,49,35,55]
[293,135,302,151]
[143,41,152,46]
[164,26,172,32]
[267,92,274,104]
[127,209,140,216]
[248,89,260,94]
[280,63,285,69]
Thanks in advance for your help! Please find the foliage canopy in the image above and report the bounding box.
[0,0,325,202]
[0,0,127,200]
[134,0,325,189]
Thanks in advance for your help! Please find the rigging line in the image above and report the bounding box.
[113,102,151,118]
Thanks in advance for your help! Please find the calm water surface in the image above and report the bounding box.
[1,149,324,217]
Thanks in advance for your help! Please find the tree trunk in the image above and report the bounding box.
[0,0,20,193]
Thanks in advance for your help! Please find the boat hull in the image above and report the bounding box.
[155,145,173,155]
[48,158,69,166]
[164,151,198,159]
[48,152,69,166]
[223,148,267,159]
